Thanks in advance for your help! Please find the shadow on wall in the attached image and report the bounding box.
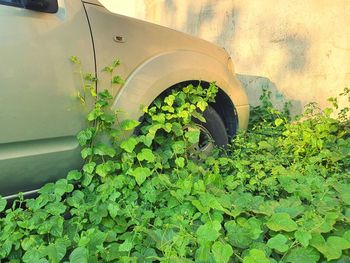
[236,74,303,116]
[185,2,216,36]
[271,33,310,73]
[145,0,306,115]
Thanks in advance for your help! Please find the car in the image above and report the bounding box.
[0,0,249,198]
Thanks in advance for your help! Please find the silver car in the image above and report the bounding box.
[0,0,249,198]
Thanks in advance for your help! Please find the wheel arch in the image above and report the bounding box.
[157,80,239,137]
[112,50,249,133]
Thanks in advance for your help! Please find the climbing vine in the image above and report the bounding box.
[0,58,349,262]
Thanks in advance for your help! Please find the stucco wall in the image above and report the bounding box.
[100,0,350,114]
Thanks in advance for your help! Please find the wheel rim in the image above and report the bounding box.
[193,124,215,153]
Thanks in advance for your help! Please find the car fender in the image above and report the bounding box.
[112,50,249,129]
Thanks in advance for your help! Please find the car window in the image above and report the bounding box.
[0,0,58,13]
[0,0,22,7]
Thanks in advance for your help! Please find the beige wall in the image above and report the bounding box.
[100,0,350,114]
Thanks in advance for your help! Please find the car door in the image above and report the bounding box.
[0,0,94,196]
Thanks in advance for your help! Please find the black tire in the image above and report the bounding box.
[196,105,228,147]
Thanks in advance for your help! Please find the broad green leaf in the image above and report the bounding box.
[25,195,48,212]
[294,230,312,247]
[54,179,74,196]
[277,176,299,194]
[138,134,153,147]
[78,237,90,247]
[192,111,206,122]
[85,228,106,252]
[164,123,173,134]
[120,119,140,131]
[193,179,206,193]
[45,202,66,216]
[45,241,67,263]
[67,190,84,208]
[185,129,200,144]
[318,212,338,233]
[97,93,113,105]
[266,213,298,232]
[0,196,6,212]
[96,161,120,177]
[21,236,39,251]
[285,247,320,263]
[310,234,350,261]
[164,95,175,106]
[152,112,166,123]
[148,123,162,135]
[195,243,213,262]
[333,183,350,205]
[258,141,273,150]
[132,167,151,186]
[132,248,158,263]
[178,110,189,120]
[82,162,96,174]
[80,147,92,159]
[172,122,184,136]
[107,203,120,218]
[120,137,138,153]
[243,249,270,263]
[196,220,221,243]
[193,193,225,214]
[274,118,284,126]
[67,170,82,181]
[87,107,103,121]
[163,105,175,114]
[275,197,305,218]
[343,230,350,242]
[22,248,43,263]
[119,239,133,252]
[77,129,93,146]
[225,218,263,248]
[175,157,185,168]
[192,200,210,214]
[200,193,225,212]
[69,247,88,263]
[49,216,64,237]
[94,143,116,157]
[137,148,155,163]
[197,100,208,111]
[212,241,233,262]
[172,141,186,154]
[157,173,173,187]
[82,173,93,187]
[267,234,289,253]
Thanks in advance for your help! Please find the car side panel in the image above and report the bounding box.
[83,4,233,96]
[0,1,94,196]
[113,51,249,130]
[84,4,249,128]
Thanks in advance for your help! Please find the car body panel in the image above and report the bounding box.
[0,0,249,197]
[0,1,94,195]
[84,4,248,127]
[112,50,249,130]
[84,4,231,93]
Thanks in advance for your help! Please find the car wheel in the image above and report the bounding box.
[193,105,228,151]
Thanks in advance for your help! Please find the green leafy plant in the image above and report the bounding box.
[0,58,349,263]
